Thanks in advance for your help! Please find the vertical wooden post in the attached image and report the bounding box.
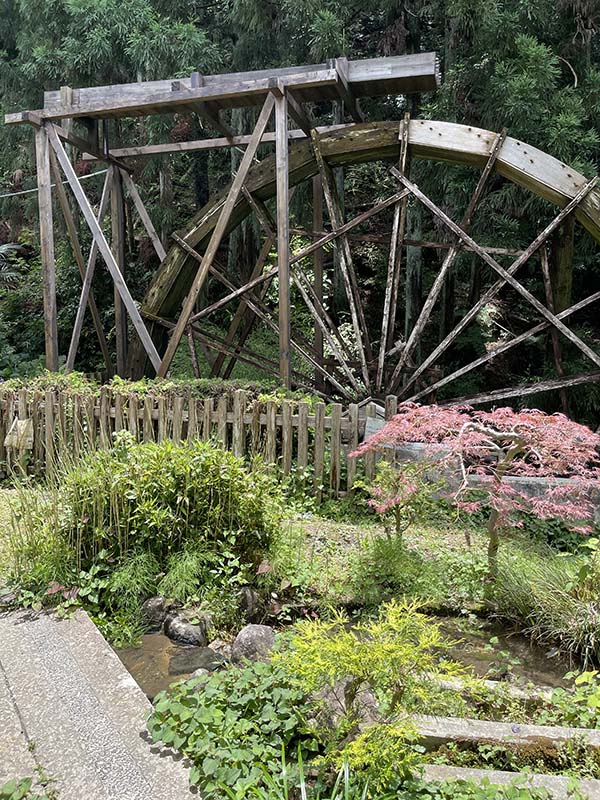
[111,165,128,375]
[313,402,325,503]
[346,403,359,492]
[275,89,291,390]
[312,175,324,392]
[35,126,59,371]
[265,400,277,464]
[330,403,342,497]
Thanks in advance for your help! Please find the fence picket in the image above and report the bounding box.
[265,400,277,464]
[313,402,325,502]
[330,403,342,496]
[232,390,246,458]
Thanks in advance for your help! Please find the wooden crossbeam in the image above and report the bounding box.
[7,69,339,124]
[441,370,600,407]
[275,90,292,389]
[387,128,508,393]
[241,187,276,238]
[157,93,276,377]
[119,169,167,261]
[218,237,275,378]
[312,131,372,388]
[66,170,112,371]
[49,152,113,374]
[111,166,128,374]
[47,124,162,372]
[286,89,315,136]
[173,233,353,399]
[171,76,235,141]
[392,171,599,397]
[410,287,600,402]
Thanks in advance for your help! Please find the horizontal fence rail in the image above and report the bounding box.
[0,388,399,499]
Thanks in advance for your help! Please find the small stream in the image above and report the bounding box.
[116,616,572,702]
[116,633,225,700]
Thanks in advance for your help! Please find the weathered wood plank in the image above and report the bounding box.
[35,126,58,371]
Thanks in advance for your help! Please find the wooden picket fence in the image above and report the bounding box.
[0,388,397,499]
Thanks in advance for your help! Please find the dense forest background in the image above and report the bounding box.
[1,0,600,421]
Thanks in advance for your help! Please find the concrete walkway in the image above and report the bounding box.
[0,609,195,799]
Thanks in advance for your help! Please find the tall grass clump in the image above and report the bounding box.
[58,432,281,567]
[4,435,282,609]
[494,544,600,665]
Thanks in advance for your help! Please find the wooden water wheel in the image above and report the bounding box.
[130,119,600,407]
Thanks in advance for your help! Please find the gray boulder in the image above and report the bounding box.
[239,586,261,623]
[231,624,275,664]
[141,596,178,631]
[163,614,208,647]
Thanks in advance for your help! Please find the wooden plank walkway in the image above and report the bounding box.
[0,609,194,799]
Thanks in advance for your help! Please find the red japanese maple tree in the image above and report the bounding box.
[351,404,600,580]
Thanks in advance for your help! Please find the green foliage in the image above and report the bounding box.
[538,671,600,729]
[55,433,281,565]
[147,661,315,798]
[275,601,468,789]
[0,779,56,800]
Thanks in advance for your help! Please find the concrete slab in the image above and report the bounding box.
[423,764,600,799]
[0,610,195,799]
[415,713,600,750]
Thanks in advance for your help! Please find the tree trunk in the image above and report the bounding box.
[550,215,575,313]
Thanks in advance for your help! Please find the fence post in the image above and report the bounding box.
[187,392,198,441]
[128,394,139,440]
[313,402,325,503]
[265,400,277,464]
[250,399,261,457]
[44,389,55,477]
[297,401,309,471]
[281,400,293,475]
[99,386,110,448]
[346,403,359,492]
[143,394,155,442]
[232,390,246,458]
[330,403,342,497]
[172,395,184,442]
[364,402,377,480]
[202,398,212,441]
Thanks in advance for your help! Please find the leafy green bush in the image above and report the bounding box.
[147,661,315,798]
[537,671,600,729]
[275,601,469,790]
[49,434,281,566]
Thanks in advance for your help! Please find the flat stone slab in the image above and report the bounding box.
[0,609,195,799]
[423,764,600,799]
[415,713,600,750]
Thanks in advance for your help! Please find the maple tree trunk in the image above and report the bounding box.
[486,507,500,585]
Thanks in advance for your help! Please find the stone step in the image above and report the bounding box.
[423,764,600,799]
[0,609,194,800]
[415,713,600,751]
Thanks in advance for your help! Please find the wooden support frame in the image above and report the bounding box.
[411,286,600,403]
[313,175,325,391]
[377,113,410,391]
[441,370,600,407]
[66,171,112,371]
[111,164,128,374]
[49,151,113,374]
[35,125,59,371]
[540,246,569,414]
[47,124,162,371]
[158,92,276,377]
[387,127,508,393]
[312,131,372,389]
[275,89,292,389]
[391,170,599,397]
